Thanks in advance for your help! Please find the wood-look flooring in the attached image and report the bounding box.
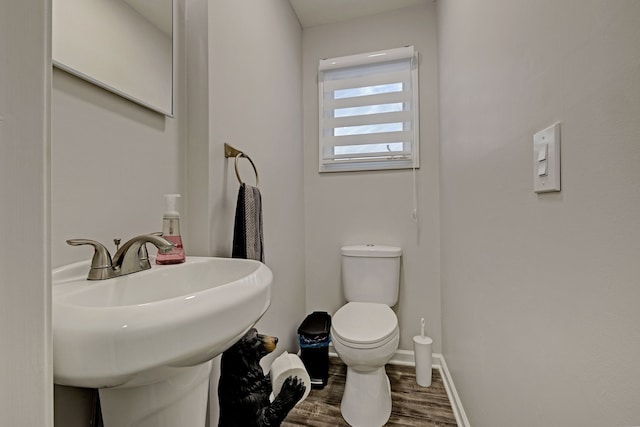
[283,357,458,426]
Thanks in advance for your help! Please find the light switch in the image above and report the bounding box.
[537,161,547,176]
[533,122,560,193]
[537,143,548,162]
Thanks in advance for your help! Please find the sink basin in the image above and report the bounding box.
[53,256,272,426]
[53,256,272,389]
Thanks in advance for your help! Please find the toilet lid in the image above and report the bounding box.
[332,302,398,345]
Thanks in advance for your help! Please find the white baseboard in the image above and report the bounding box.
[328,345,470,427]
[434,353,471,427]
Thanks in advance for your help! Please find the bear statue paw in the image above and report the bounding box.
[279,376,306,404]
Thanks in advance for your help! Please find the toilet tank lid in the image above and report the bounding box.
[341,244,402,258]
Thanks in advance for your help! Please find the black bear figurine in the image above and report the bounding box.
[218,328,306,427]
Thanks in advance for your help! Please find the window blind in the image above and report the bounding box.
[318,46,419,172]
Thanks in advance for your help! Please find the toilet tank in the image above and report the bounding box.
[341,244,402,306]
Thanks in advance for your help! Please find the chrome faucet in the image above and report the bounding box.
[67,234,174,280]
[112,234,174,276]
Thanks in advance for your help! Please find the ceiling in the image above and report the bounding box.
[289,0,430,28]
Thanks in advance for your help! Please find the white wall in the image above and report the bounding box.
[51,69,185,263]
[438,1,640,426]
[206,0,305,352]
[0,1,52,426]
[302,3,441,351]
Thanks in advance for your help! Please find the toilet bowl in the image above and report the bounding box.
[331,302,399,427]
[333,244,402,426]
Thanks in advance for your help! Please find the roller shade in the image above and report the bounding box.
[319,46,419,172]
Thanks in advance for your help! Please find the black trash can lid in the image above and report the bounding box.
[298,311,331,336]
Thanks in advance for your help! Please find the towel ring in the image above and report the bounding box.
[234,153,259,186]
[225,143,259,186]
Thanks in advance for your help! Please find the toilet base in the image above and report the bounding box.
[341,366,391,427]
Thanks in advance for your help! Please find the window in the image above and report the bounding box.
[318,46,419,172]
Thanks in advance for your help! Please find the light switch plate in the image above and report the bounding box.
[533,122,560,193]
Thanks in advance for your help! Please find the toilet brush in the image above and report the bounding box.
[413,317,433,387]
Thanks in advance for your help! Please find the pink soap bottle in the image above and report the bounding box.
[156,194,186,264]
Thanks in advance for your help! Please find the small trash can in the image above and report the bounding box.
[298,311,331,389]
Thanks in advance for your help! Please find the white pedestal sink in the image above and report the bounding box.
[53,256,272,427]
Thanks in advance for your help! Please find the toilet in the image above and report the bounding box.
[330,244,402,427]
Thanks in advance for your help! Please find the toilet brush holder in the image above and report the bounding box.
[413,335,433,387]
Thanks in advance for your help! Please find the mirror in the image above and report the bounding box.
[53,0,174,116]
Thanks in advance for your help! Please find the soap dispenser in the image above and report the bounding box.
[156,194,186,264]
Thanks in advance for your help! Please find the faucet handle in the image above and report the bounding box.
[67,239,113,268]
[66,239,116,280]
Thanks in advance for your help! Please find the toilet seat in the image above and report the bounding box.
[332,302,398,349]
